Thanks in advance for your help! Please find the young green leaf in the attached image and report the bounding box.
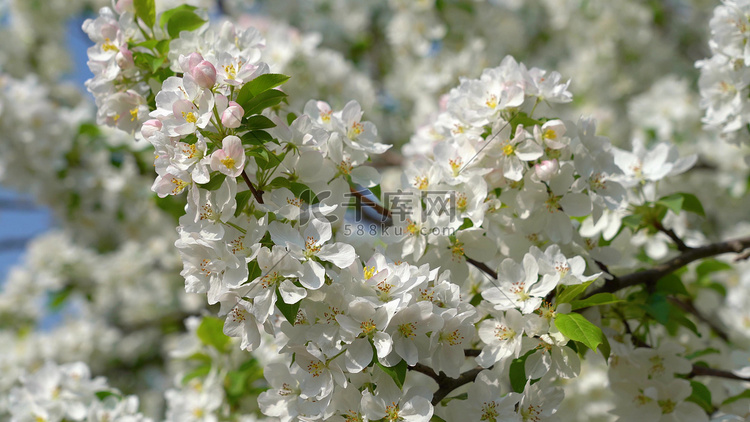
[165,10,206,39]
[134,0,156,28]
[196,316,231,352]
[198,172,227,191]
[275,292,300,325]
[158,4,198,28]
[554,313,607,353]
[569,293,622,310]
[375,360,407,389]
[242,90,288,117]
[686,381,713,413]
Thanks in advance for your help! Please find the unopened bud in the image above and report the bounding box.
[115,0,134,13]
[140,119,162,140]
[179,52,204,73]
[221,101,244,128]
[191,60,217,89]
[534,159,559,181]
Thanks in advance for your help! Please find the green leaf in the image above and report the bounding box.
[685,348,720,360]
[657,193,705,216]
[247,261,261,283]
[134,0,156,28]
[554,313,607,353]
[509,350,535,393]
[376,360,407,390]
[267,177,292,190]
[621,214,645,231]
[286,112,298,126]
[242,89,288,117]
[681,193,705,217]
[696,259,732,279]
[48,286,74,310]
[686,381,713,413]
[198,172,227,191]
[165,10,206,39]
[570,293,622,310]
[132,39,160,49]
[275,291,300,325]
[665,305,700,337]
[509,112,542,133]
[95,391,121,401]
[556,280,595,304]
[235,190,255,217]
[159,4,197,28]
[196,316,231,353]
[723,389,750,405]
[369,184,382,201]
[237,74,291,104]
[655,274,689,296]
[182,364,211,384]
[643,293,670,325]
[290,182,318,204]
[241,130,274,146]
[657,193,684,214]
[150,55,167,73]
[244,115,277,131]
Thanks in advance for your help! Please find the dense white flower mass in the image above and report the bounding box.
[1,0,750,421]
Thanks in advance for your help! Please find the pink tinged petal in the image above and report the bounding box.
[172,99,197,121]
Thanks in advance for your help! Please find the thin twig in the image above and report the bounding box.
[655,221,691,252]
[348,186,392,221]
[241,171,264,204]
[466,256,498,280]
[690,365,750,382]
[587,235,750,296]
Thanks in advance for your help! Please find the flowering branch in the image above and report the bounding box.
[241,170,264,204]
[409,363,485,405]
[690,365,750,382]
[588,235,750,296]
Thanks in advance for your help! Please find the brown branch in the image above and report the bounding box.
[655,221,691,252]
[690,365,750,382]
[409,352,487,405]
[466,256,498,280]
[241,171,264,204]
[669,297,729,342]
[588,235,750,296]
[348,186,392,221]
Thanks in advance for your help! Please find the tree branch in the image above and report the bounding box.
[241,171,264,204]
[690,365,750,383]
[348,186,392,221]
[587,235,750,296]
[655,221,691,252]
[466,256,498,280]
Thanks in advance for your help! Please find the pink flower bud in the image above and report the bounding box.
[140,119,162,140]
[179,52,204,73]
[534,159,559,181]
[221,101,244,128]
[116,46,134,69]
[115,0,134,13]
[191,60,217,89]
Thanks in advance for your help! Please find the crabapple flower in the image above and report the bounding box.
[210,135,246,177]
[482,253,554,314]
[476,308,526,367]
[269,218,356,289]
